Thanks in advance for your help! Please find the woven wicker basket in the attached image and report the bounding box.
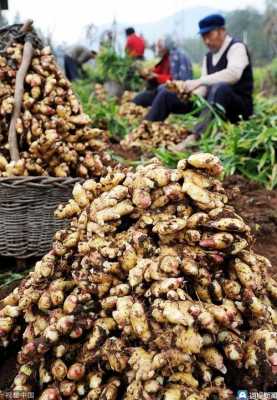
[0,176,82,258]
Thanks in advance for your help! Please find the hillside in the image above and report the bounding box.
[96,6,220,49]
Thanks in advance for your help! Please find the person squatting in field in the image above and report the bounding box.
[64,46,97,81]
[133,14,254,149]
[133,35,193,107]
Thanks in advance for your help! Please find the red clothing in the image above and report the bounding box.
[125,34,145,57]
[153,53,172,84]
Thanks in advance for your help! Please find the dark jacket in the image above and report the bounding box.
[68,46,92,65]
[206,38,253,115]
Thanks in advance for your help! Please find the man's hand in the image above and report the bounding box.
[139,67,153,79]
[147,72,159,80]
[184,79,203,93]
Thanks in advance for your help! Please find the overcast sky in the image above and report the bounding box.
[3,0,265,44]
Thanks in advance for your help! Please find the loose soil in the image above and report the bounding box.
[224,175,277,276]
[110,143,143,161]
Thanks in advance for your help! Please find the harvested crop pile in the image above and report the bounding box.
[93,87,137,106]
[165,81,190,102]
[0,153,276,399]
[121,91,137,105]
[94,84,108,103]
[0,24,111,178]
[118,102,148,125]
[121,120,189,153]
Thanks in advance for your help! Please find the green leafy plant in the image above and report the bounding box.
[0,269,31,288]
[254,58,277,96]
[155,148,190,168]
[74,80,138,140]
[157,95,277,189]
[84,46,143,91]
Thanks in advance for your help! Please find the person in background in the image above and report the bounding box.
[64,45,97,81]
[100,30,114,50]
[143,14,254,149]
[125,27,145,60]
[133,36,193,110]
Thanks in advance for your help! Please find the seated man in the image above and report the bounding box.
[133,36,193,108]
[140,14,254,148]
[64,45,97,81]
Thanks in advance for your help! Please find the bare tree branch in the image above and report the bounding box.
[8,20,33,161]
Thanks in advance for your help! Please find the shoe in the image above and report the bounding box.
[169,134,199,152]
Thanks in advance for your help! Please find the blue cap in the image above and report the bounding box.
[198,14,225,35]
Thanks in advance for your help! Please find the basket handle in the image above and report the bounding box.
[8,20,34,161]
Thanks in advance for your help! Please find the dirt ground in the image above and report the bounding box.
[110,143,144,161]
[224,175,277,276]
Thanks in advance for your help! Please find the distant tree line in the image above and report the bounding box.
[1,2,276,66]
[183,1,277,66]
